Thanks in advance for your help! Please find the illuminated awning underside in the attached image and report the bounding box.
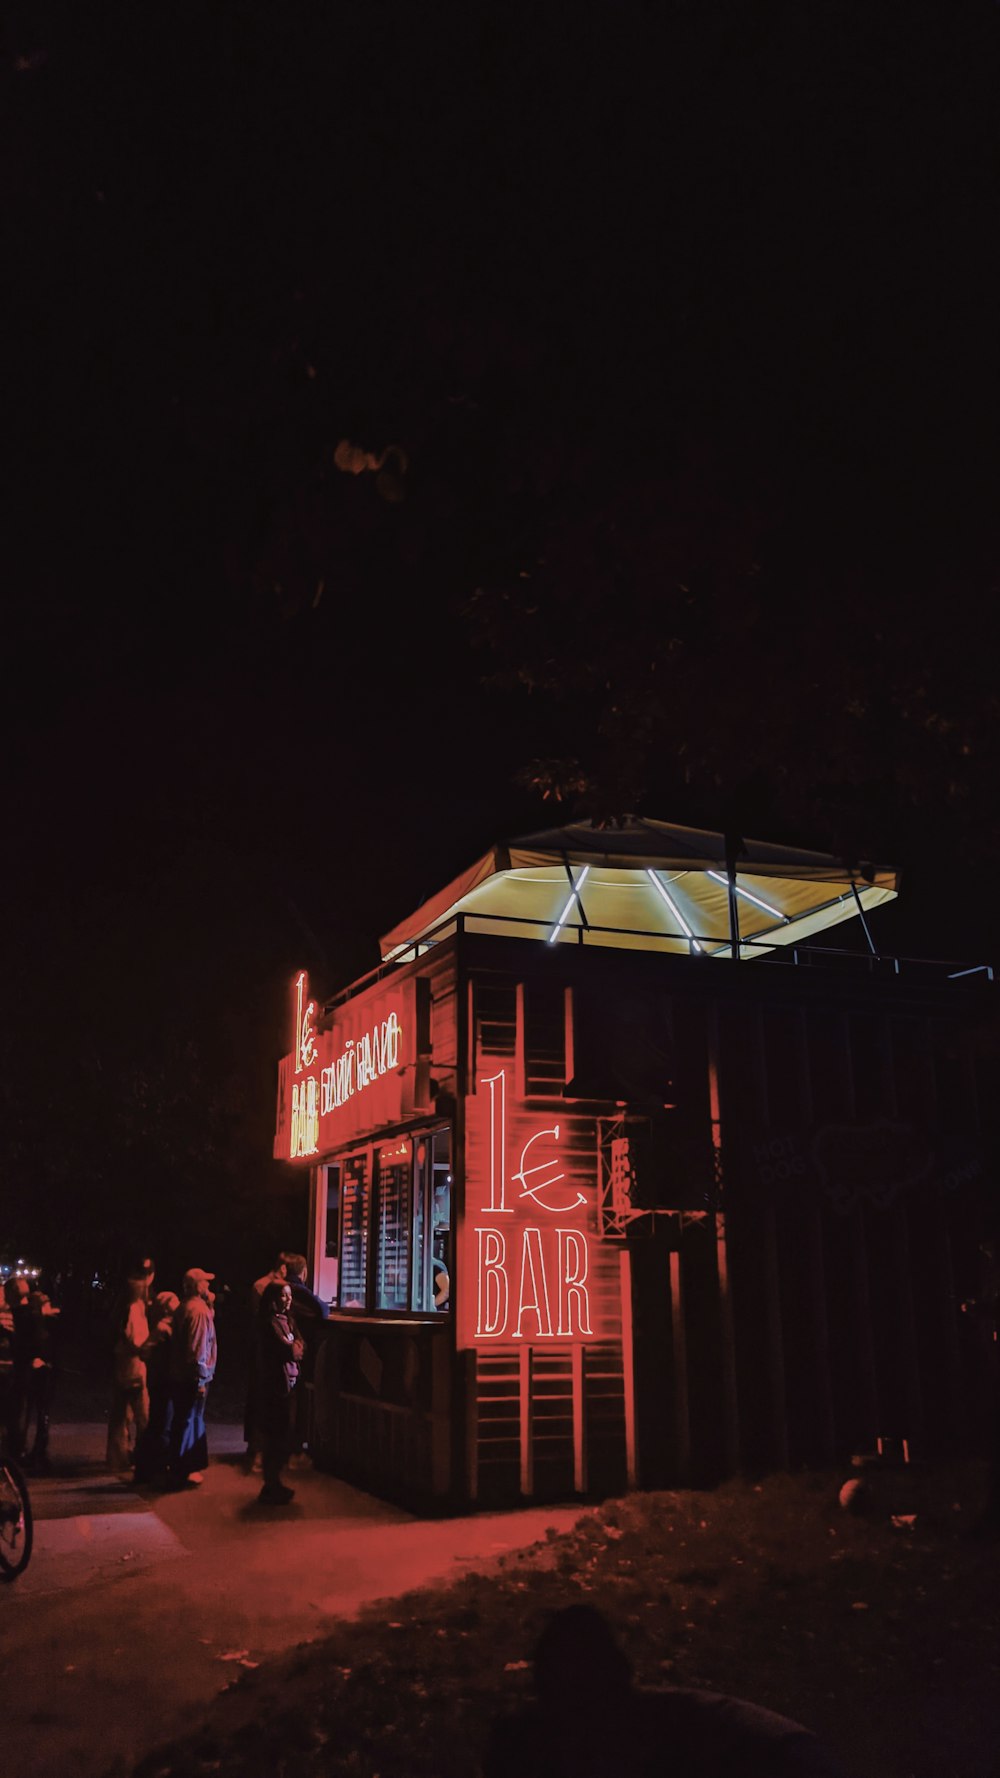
[380,818,898,962]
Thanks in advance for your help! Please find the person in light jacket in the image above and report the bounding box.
[167,1268,217,1487]
[106,1261,154,1474]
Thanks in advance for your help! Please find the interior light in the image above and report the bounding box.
[706,870,785,920]
[646,870,703,952]
[548,865,590,944]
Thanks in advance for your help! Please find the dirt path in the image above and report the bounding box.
[0,1424,582,1778]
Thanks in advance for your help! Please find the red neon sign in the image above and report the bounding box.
[275,973,417,1161]
[290,970,320,1157]
[458,1065,606,1347]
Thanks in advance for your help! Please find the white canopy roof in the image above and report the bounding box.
[379,817,898,962]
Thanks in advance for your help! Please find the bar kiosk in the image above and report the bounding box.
[273,818,994,1510]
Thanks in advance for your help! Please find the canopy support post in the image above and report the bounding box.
[850,877,878,957]
[561,853,590,931]
[724,831,744,962]
[726,863,741,962]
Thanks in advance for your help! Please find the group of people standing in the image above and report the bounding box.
[107,1248,328,1506]
[107,1257,218,1488]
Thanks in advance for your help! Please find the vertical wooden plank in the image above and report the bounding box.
[564,985,575,1088]
[431,1332,451,1499]
[841,1013,881,1446]
[707,1008,740,1472]
[881,1013,924,1450]
[938,1217,966,1443]
[713,1215,740,1473]
[514,981,526,1102]
[762,1205,790,1468]
[850,1209,881,1447]
[892,1201,925,1449]
[456,957,472,1504]
[619,1249,638,1489]
[669,1247,691,1482]
[798,1008,836,1463]
[805,1209,836,1462]
[307,1164,321,1282]
[465,1350,479,1503]
[519,1345,533,1498]
[572,1344,587,1494]
[465,978,475,1094]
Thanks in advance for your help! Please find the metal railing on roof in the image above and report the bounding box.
[321,909,992,1012]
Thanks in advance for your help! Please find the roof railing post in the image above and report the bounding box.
[849,876,879,959]
[727,863,741,963]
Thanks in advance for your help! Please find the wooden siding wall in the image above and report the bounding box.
[426,946,459,1096]
[311,1319,453,1510]
[470,1342,629,1507]
[464,952,990,1489]
[466,972,628,1504]
[717,998,986,1470]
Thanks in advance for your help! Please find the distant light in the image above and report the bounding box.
[548,866,590,944]
[706,870,784,920]
[647,871,703,952]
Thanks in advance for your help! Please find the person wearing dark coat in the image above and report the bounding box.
[253,1280,303,1505]
[2,1275,32,1460]
[24,1277,60,1473]
[244,1254,288,1470]
[281,1253,328,1461]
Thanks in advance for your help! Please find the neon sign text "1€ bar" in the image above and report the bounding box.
[475,1069,593,1341]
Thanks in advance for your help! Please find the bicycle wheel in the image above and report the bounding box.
[0,1457,33,1579]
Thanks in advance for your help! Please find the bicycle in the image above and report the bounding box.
[0,1444,33,1580]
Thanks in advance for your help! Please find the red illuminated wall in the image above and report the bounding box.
[457,1061,620,1348]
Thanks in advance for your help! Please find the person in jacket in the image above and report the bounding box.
[2,1274,32,1460]
[133,1289,180,1485]
[167,1268,217,1487]
[253,1279,303,1505]
[24,1275,60,1473]
[106,1262,154,1474]
[244,1252,288,1472]
[281,1253,328,1463]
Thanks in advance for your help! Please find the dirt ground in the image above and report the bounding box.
[0,1421,582,1778]
[123,1455,1000,1778]
[3,1415,998,1778]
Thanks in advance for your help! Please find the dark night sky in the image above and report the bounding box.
[4,3,999,1272]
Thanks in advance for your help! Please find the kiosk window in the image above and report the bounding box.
[324,1163,340,1259]
[412,1128,451,1313]
[376,1140,412,1311]
[338,1152,369,1308]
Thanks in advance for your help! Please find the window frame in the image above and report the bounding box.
[332,1125,453,1321]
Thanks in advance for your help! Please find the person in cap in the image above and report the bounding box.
[167,1268,218,1487]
